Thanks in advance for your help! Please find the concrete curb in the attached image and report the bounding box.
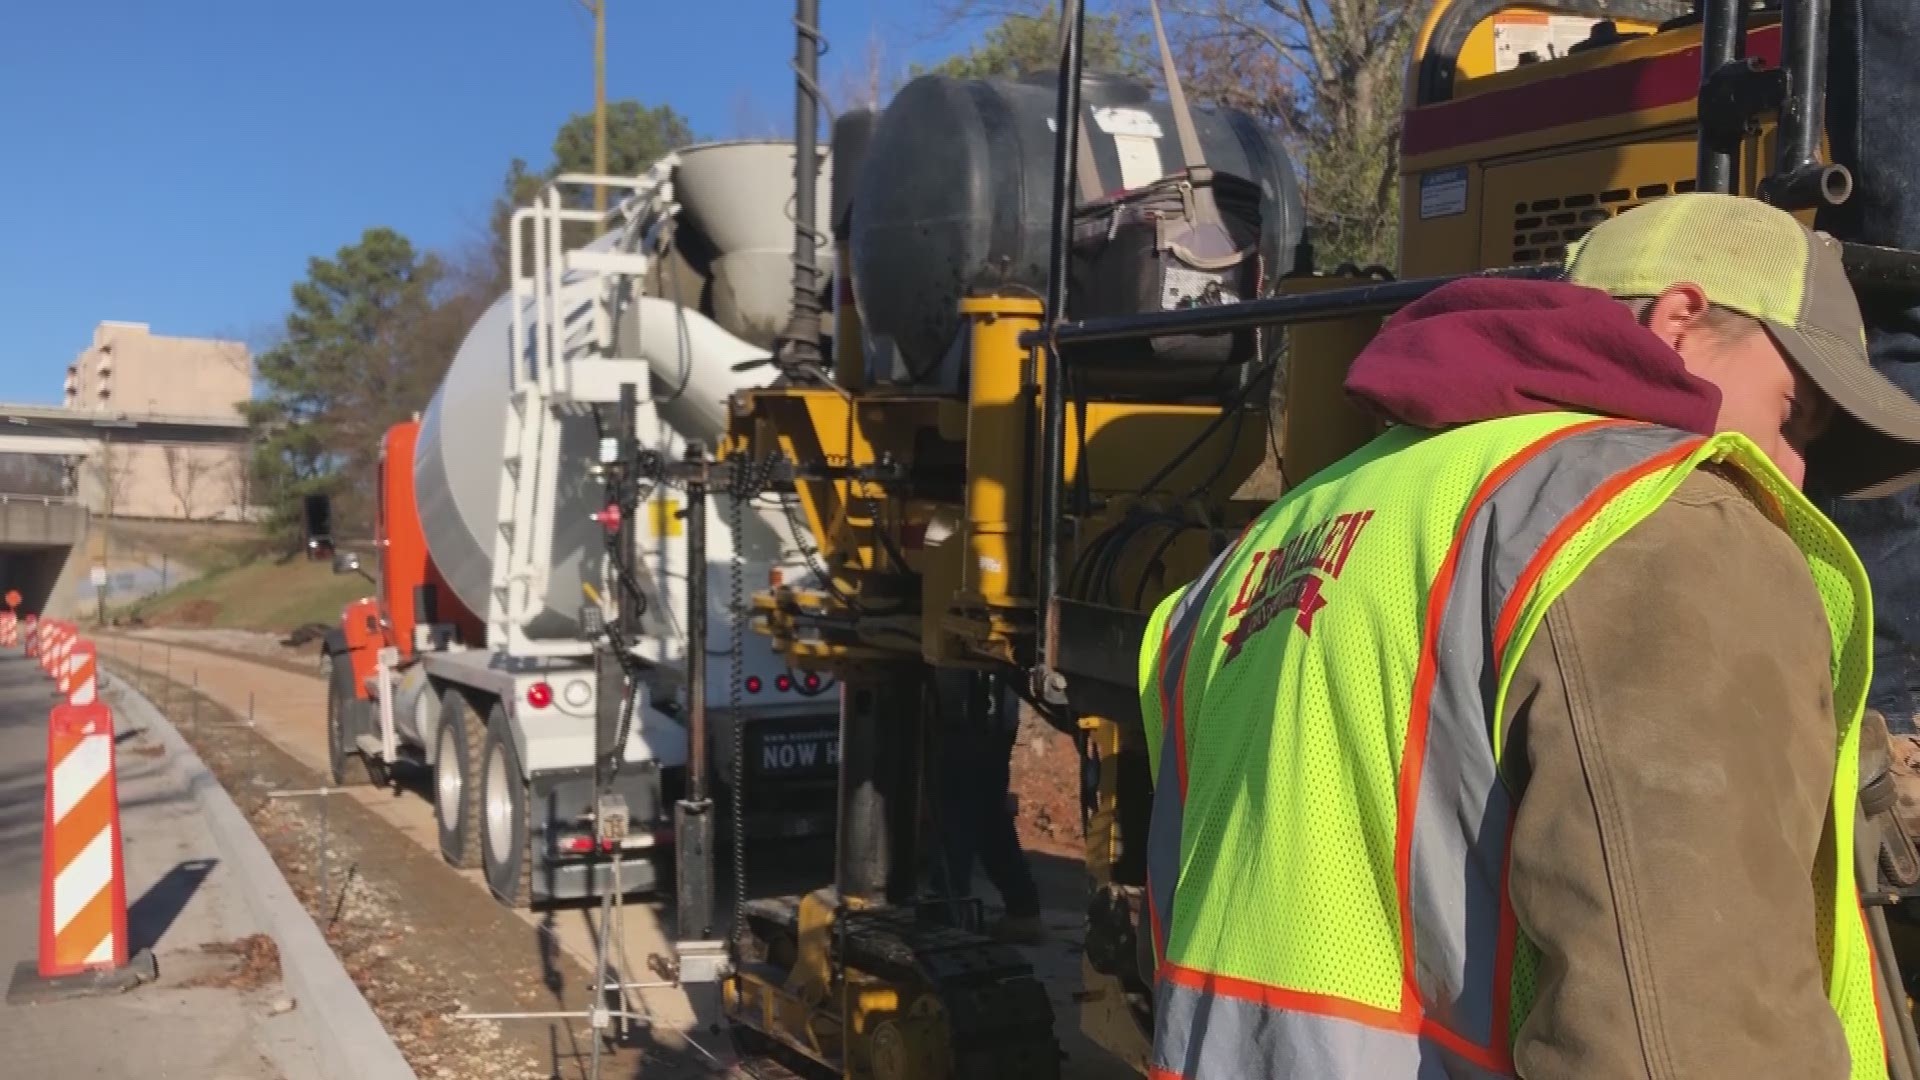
[103,667,419,1080]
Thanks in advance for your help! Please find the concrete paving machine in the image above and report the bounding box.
[656,1,1920,1077]
[310,142,846,912]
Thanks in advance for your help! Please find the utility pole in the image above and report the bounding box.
[592,0,608,214]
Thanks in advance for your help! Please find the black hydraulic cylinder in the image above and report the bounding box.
[1761,0,1852,209]
[676,442,715,939]
[1696,0,1744,193]
[617,382,642,641]
[594,638,622,792]
[675,800,716,941]
[684,444,710,805]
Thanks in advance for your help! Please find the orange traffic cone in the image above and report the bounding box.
[37,699,128,977]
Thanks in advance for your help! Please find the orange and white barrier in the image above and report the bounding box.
[50,624,74,679]
[0,612,16,649]
[21,615,37,657]
[37,622,62,674]
[61,641,97,706]
[56,635,84,698]
[37,699,128,976]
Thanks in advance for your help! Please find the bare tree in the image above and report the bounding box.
[921,0,1418,267]
[1167,0,1415,267]
[826,28,900,113]
[162,445,221,520]
[83,439,135,519]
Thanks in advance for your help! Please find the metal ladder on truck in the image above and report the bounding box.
[491,158,681,657]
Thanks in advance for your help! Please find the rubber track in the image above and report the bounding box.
[737,899,1062,1079]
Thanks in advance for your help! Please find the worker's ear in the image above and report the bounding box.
[1643,282,1712,353]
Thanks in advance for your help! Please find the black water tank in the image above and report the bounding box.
[850,70,1304,386]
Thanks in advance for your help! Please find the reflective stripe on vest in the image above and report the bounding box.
[1139,414,1885,1079]
[1144,540,1238,972]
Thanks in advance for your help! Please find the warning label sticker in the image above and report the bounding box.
[1113,133,1164,189]
[1419,167,1469,220]
[1492,13,1601,71]
[1161,264,1240,311]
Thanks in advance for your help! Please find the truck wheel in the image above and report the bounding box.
[326,653,373,787]
[435,692,485,869]
[480,704,532,908]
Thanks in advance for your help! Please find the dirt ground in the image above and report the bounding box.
[107,627,1093,871]
[108,662,713,1080]
[1010,710,1088,861]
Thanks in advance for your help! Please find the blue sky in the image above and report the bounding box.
[0,0,973,403]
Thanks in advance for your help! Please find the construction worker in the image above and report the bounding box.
[931,670,1044,944]
[1138,193,1920,1079]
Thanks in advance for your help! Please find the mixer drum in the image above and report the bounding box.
[849,71,1304,397]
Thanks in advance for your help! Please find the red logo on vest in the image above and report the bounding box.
[1221,509,1375,665]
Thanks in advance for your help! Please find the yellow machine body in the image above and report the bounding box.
[721,3,1833,1076]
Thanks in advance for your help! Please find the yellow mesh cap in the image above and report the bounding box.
[1565,192,1920,497]
[1565,192,1815,324]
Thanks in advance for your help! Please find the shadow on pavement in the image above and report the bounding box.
[128,857,217,955]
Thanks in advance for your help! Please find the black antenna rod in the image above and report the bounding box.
[782,0,827,372]
[1032,0,1086,701]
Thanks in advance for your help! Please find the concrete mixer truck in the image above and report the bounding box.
[309,142,841,908]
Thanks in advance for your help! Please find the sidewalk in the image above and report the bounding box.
[0,652,400,1079]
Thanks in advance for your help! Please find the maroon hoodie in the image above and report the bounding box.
[1342,278,1721,434]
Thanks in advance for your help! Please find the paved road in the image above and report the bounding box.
[0,652,327,1079]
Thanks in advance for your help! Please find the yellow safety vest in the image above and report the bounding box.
[1137,412,1887,1078]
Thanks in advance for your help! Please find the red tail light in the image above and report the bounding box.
[776,674,793,692]
[745,676,763,694]
[803,672,822,692]
[560,835,594,854]
[526,682,553,709]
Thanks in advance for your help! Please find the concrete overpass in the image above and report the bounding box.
[0,403,249,454]
[0,404,248,618]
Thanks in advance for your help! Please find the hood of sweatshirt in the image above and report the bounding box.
[1341,278,1722,434]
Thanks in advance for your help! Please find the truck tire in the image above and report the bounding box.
[480,704,533,908]
[326,653,373,787]
[435,691,485,869]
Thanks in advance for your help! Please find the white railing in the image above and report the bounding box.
[487,160,681,658]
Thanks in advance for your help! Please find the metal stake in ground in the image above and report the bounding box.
[446,856,721,1080]
[266,788,349,916]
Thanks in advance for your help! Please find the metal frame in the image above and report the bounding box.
[491,159,681,658]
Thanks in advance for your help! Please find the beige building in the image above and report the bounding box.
[66,321,253,521]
